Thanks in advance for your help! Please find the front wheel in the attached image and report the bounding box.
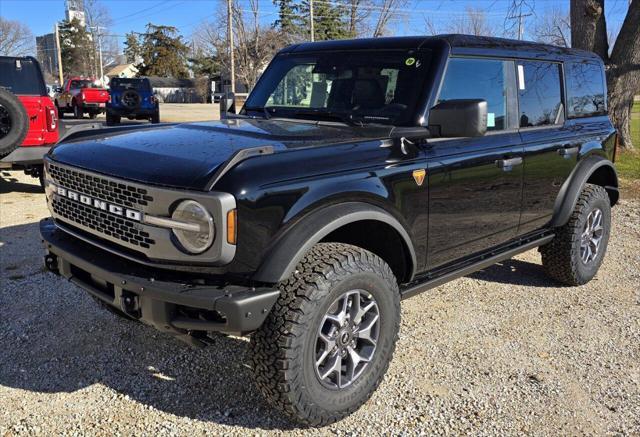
[249,243,400,426]
[88,112,97,119]
[541,184,611,285]
[150,111,160,124]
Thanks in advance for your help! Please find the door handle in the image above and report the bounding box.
[495,157,523,171]
[558,146,579,157]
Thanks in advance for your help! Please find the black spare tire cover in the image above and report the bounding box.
[0,88,29,159]
[121,89,141,109]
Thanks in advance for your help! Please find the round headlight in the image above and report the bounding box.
[171,200,214,254]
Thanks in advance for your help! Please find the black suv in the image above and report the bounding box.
[40,35,618,426]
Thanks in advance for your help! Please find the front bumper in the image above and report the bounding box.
[82,102,107,110]
[41,218,279,343]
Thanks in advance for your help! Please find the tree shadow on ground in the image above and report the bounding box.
[0,172,42,194]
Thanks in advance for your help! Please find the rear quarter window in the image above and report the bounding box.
[565,61,606,118]
[0,57,46,96]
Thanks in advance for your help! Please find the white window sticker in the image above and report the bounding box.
[487,112,496,127]
[518,65,525,90]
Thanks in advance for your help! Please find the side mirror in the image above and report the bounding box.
[219,92,236,119]
[428,99,487,138]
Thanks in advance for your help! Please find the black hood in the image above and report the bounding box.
[49,119,388,190]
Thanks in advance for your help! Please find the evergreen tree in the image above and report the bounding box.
[273,0,350,41]
[123,32,141,64]
[273,0,300,35]
[59,18,96,77]
[135,24,190,77]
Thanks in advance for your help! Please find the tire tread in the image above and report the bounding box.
[248,242,400,426]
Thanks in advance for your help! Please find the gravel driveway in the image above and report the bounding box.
[1,170,639,435]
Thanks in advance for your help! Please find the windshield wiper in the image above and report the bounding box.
[290,109,364,126]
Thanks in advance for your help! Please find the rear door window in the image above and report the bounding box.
[565,62,606,118]
[517,61,564,127]
[0,57,46,96]
[437,57,517,131]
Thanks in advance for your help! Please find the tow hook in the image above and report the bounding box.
[120,291,141,317]
[44,253,59,274]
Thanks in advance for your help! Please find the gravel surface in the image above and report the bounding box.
[1,170,639,435]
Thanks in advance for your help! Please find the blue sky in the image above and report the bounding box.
[0,0,631,49]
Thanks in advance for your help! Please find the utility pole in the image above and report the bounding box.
[507,10,532,40]
[54,22,64,84]
[89,26,106,85]
[227,0,236,93]
[98,32,104,85]
[310,0,315,42]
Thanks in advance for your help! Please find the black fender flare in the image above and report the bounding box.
[252,202,417,284]
[549,155,618,227]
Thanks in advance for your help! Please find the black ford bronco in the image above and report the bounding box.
[40,35,618,426]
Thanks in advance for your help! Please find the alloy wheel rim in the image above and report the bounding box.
[0,105,11,139]
[314,289,380,389]
[580,208,604,264]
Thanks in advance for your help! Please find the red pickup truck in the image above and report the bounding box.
[0,56,59,185]
[55,76,109,119]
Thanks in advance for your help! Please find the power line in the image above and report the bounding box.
[112,0,172,22]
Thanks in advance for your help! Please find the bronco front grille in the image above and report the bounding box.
[52,196,155,249]
[48,163,154,208]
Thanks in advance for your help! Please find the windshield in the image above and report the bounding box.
[244,50,432,125]
[0,57,46,96]
[110,78,151,91]
[71,79,99,89]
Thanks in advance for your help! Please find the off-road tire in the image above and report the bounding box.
[55,101,63,119]
[150,111,160,124]
[73,102,82,119]
[88,112,97,119]
[541,184,611,286]
[248,243,401,426]
[0,87,29,159]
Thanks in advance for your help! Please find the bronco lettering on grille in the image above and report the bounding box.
[52,183,143,222]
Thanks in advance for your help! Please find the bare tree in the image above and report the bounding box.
[192,0,286,91]
[571,0,640,149]
[424,6,496,37]
[423,16,439,35]
[449,6,494,36]
[84,0,117,73]
[345,0,372,37]
[0,18,34,57]
[372,0,409,37]
[532,8,571,47]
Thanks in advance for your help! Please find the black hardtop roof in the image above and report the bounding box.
[280,34,602,63]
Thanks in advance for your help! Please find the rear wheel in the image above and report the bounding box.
[249,243,400,426]
[73,102,82,119]
[541,184,611,285]
[150,111,160,124]
[88,111,97,119]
